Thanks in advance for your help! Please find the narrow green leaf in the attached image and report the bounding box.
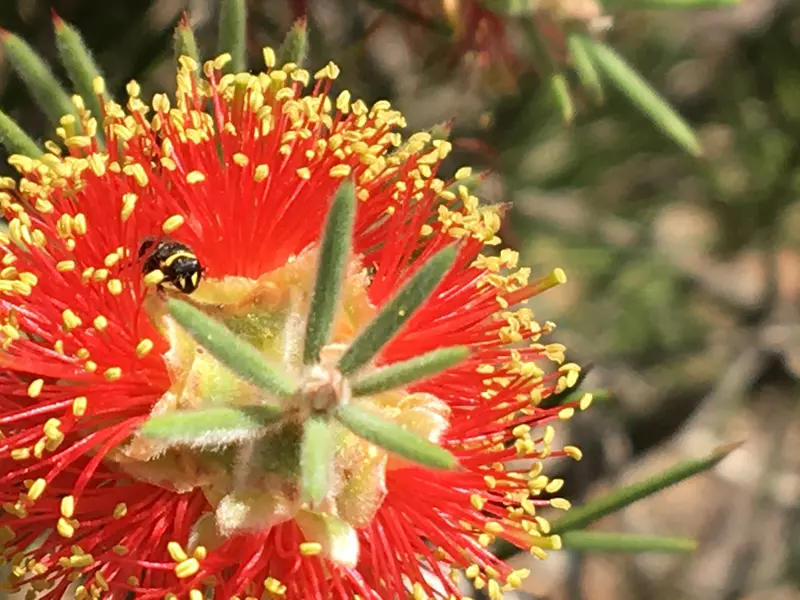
[551,443,740,534]
[0,29,77,127]
[277,18,309,68]
[337,245,458,376]
[523,20,574,123]
[167,298,298,398]
[336,404,458,470]
[601,0,738,8]
[582,37,702,156]
[567,33,604,104]
[351,346,469,397]
[140,406,282,447]
[218,0,247,73]
[174,13,201,66]
[0,110,42,157]
[301,415,333,505]
[560,531,697,553]
[304,180,357,365]
[52,13,108,146]
[479,0,537,15]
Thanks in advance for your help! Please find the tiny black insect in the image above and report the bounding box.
[139,237,203,294]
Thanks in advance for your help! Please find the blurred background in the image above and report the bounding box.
[1,0,799,599]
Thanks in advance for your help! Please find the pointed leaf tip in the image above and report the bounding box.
[140,406,283,447]
[166,298,298,398]
[338,245,458,376]
[303,179,357,365]
[51,10,64,27]
[335,404,458,471]
[350,346,470,397]
[551,446,736,534]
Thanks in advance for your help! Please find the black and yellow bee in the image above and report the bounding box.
[139,237,203,294]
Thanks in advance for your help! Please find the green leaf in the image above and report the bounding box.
[551,443,740,534]
[560,531,697,553]
[0,109,42,157]
[582,36,702,156]
[304,180,357,365]
[218,0,247,73]
[335,404,458,470]
[351,346,469,397]
[522,20,574,123]
[338,245,457,376]
[479,0,537,15]
[277,18,309,68]
[167,298,298,398]
[300,415,333,505]
[601,0,738,8]
[53,13,109,147]
[174,13,201,66]
[140,406,283,447]
[0,29,77,127]
[567,33,604,104]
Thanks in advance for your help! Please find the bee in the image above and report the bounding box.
[139,237,203,294]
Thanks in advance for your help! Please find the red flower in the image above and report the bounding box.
[0,50,587,599]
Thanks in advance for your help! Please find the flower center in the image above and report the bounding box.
[107,247,450,549]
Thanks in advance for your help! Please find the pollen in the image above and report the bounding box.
[186,171,206,184]
[26,478,46,501]
[27,379,44,398]
[104,367,122,381]
[175,558,200,579]
[136,338,154,358]
[57,517,75,538]
[167,541,189,562]
[162,215,185,233]
[62,309,82,331]
[60,495,75,518]
[299,542,322,556]
[107,279,123,295]
[71,396,87,417]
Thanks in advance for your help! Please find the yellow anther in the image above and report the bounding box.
[167,541,189,562]
[56,260,76,272]
[62,309,82,331]
[107,279,123,295]
[57,517,75,538]
[564,445,583,460]
[550,498,571,510]
[329,164,352,178]
[93,315,108,331]
[264,577,286,595]
[103,367,122,381]
[27,379,44,398]
[162,215,185,234]
[186,171,206,184]
[189,590,203,600]
[61,495,75,518]
[136,338,154,358]
[112,545,129,555]
[113,503,127,519]
[72,396,88,417]
[174,558,200,579]
[27,478,46,501]
[298,542,322,556]
[484,521,504,534]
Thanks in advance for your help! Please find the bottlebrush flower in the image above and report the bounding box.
[0,48,588,599]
